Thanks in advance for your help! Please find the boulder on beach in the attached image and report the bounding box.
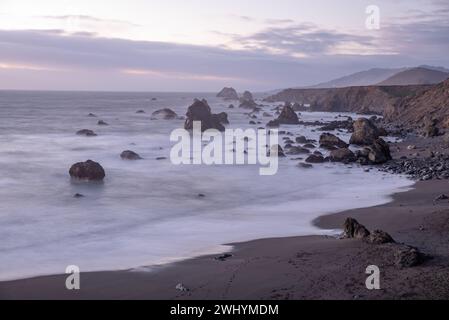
[76,129,97,137]
[120,150,142,160]
[184,99,226,132]
[275,104,300,124]
[343,218,370,239]
[329,148,356,163]
[69,160,105,181]
[217,87,239,100]
[319,133,348,149]
[423,118,439,137]
[367,138,392,164]
[151,108,178,120]
[394,245,425,268]
[349,118,385,145]
[367,230,395,244]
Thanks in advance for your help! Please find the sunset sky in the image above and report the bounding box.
[0,0,448,91]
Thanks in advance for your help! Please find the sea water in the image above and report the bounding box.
[0,91,414,280]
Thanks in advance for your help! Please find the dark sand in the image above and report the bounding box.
[1,138,449,300]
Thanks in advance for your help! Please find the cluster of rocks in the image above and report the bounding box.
[184,99,229,132]
[343,218,426,268]
[380,154,449,180]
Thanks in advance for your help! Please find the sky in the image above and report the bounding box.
[0,0,448,91]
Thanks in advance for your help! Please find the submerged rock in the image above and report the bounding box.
[76,129,97,137]
[151,108,178,120]
[97,120,108,126]
[69,160,105,181]
[120,150,142,160]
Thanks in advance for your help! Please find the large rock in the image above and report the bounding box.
[212,112,229,125]
[367,138,392,164]
[275,105,300,124]
[151,108,178,120]
[349,118,384,145]
[329,148,356,163]
[120,150,142,160]
[217,87,238,100]
[184,99,226,132]
[242,90,254,101]
[69,160,105,181]
[394,245,424,268]
[319,133,348,149]
[343,218,370,239]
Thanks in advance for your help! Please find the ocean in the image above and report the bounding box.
[0,90,414,281]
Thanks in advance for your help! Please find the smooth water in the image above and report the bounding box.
[0,91,413,281]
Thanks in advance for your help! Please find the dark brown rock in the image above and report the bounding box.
[305,154,325,163]
[276,105,300,124]
[184,99,225,132]
[319,133,348,149]
[343,218,370,239]
[69,160,105,181]
[367,230,395,244]
[367,138,392,164]
[329,148,356,163]
[349,118,384,145]
[120,150,142,160]
[76,129,97,137]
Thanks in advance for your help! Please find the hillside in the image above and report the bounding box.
[264,85,430,115]
[377,67,449,86]
[384,79,449,129]
[311,68,406,88]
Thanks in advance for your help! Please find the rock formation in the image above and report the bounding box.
[184,99,227,132]
[151,108,178,120]
[120,150,142,160]
[69,160,105,181]
[319,133,348,149]
[217,87,239,100]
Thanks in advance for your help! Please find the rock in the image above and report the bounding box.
[319,133,348,149]
[217,87,239,100]
[303,143,315,149]
[242,90,254,101]
[239,99,258,109]
[435,194,449,201]
[228,104,235,109]
[156,157,167,160]
[305,154,325,163]
[263,112,272,117]
[394,245,424,268]
[276,105,300,124]
[97,120,108,126]
[74,193,85,198]
[267,144,285,157]
[367,138,392,164]
[184,99,226,132]
[367,230,395,244]
[69,160,105,181]
[343,218,370,239]
[266,119,280,128]
[76,129,97,137]
[151,108,178,120]
[136,110,146,114]
[212,112,229,124]
[175,283,189,292]
[329,148,356,163]
[349,118,383,145]
[297,163,313,169]
[296,136,308,144]
[87,113,97,117]
[286,146,310,155]
[120,150,142,160]
[215,253,232,261]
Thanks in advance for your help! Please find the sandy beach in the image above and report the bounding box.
[2,169,448,299]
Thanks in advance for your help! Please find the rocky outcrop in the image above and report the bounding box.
[69,160,105,181]
[120,150,142,160]
[151,108,178,120]
[217,87,239,100]
[329,148,356,163]
[184,99,226,132]
[349,118,384,145]
[76,129,97,137]
[242,90,254,101]
[275,105,300,124]
[239,99,258,109]
[319,133,348,149]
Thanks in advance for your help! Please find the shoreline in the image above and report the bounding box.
[2,177,449,299]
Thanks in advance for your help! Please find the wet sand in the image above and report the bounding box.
[1,176,449,300]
